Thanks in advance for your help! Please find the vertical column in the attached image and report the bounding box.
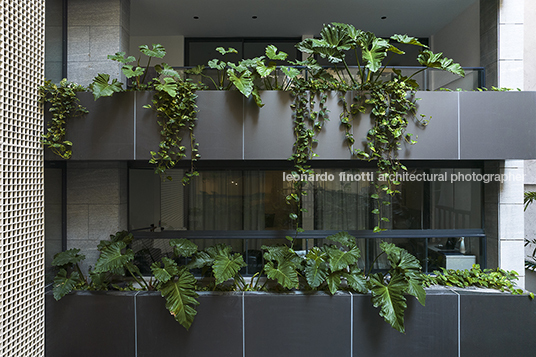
[498,0,524,89]
[480,0,499,88]
[66,161,128,272]
[498,160,525,288]
[67,0,130,86]
[0,0,46,355]
[524,160,536,289]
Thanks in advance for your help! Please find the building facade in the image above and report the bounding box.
[0,0,531,354]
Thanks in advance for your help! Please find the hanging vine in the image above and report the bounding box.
[145,78,202,184]
[40,79,88,159]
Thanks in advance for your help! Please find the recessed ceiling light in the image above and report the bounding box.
[252,16,258,19]
[381,16,387,20]
[193,16,199,19]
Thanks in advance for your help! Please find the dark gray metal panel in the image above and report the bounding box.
[458,290,536,356]
[353,289,458,357]
[45,291,135,357]
[195,91,244,159]
[244,91,295,159]
[244,292,351,357]
[400,91,459,159]
[136,291,243,357]
[135,91,160,160]
[460,91,536,159]
[52,91,135,160]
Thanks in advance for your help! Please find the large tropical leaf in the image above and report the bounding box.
[151,257,179,283]
[139,44,166,59]
[155,63,181,79]
[170,238,198,258]
[266,45,288,61]
[280,66,301,79]
[359,33,390,72]
[52,248,85,267]
[158,267,199,330]
[304,258,329,288]
[107,51,135,64]
[326,231,357,248]
[53,269,80,300]
[406,274,426,306]
[343,266,368,293]
[89,73,123,100]
[213,252,246,285]
[154,77,178,97]
[326,245,361,272]
[326,272,341,295]
[369,273,408,333]
[256,61,276,77]
[97,231,133,252]
[264,260,299,289]
[187,251,214,270]
[216,47,238,55]
[319,23,354,53]
[417,50,465,76]
[208,59,226,71]
[121,65,145,79]
[390,34,427,48]
[227,68,253,98]
[94,241,134,275]
[380,241,421,276]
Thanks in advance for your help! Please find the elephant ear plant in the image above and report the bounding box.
[285,22,465,233]
[51,231,425,333]
[261,232,424,333]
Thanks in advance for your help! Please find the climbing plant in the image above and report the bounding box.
[40,79,88,159]
[290,23,465,231]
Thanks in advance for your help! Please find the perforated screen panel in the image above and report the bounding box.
[0,1,45,356]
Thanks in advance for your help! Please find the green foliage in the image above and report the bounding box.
[170,239,198,257]
[94,241,134,275]
[51,248,88,300]
[40,79,88,159]
[368,273,408,332]
[53,269,81,300]
[146,77,201,180]
[292,23,464,232]
[365,242,426,333]
[89,73,123,100]
[52,248,85,267]
[525,191,536,211]
[213,252,246,285]
[157,267,200,330]
[421,264,526,296]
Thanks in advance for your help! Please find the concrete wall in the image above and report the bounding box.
[67,0,130,86]
[499,160,525,287]
[65,162,128,272]
[498,0,524,89]
[523,0,536,90]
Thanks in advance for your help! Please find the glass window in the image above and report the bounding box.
[129,165,485,274]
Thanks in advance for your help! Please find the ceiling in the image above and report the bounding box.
[130,0,477,38]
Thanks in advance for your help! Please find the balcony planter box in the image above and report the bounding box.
[44,90,536,162]
[45,288,536,357]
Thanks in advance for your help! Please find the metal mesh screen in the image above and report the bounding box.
[0,0,45,355]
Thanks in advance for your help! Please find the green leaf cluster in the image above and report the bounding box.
[422,264,527,297]
[40,79,88,159]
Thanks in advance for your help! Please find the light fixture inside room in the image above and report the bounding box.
[381,16,387,19]
[252,16,258,19]
[193,16,199,19]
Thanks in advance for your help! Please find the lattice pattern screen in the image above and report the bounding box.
[0,1,45,356]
